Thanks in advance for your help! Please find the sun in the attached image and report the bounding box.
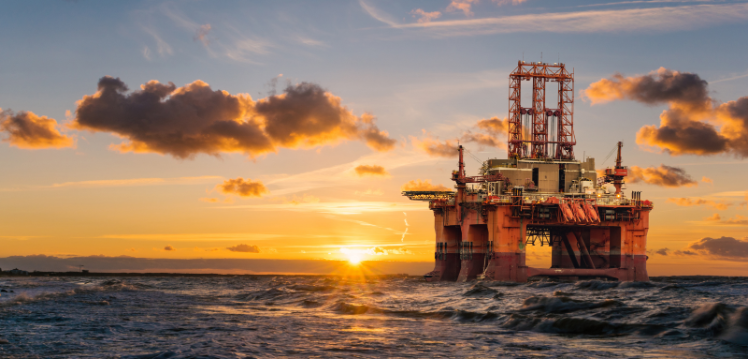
[346,253,363,265]
[340,248,363,265]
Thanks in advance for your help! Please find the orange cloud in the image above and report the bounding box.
[411,132,459,157]
[72,77,395,159]
[461,116,508,149]
[401,179,451,191]
[283,194,320,205]
[701,176,713,184]
[447,0,480,16]
[627,165,697,188]
[217,178,268,197]
[193,24,211,46]
[0,110,75,149]
[705,213,721,221]
[667,198,730,210]
[724,214,748,225]
[226,244,260,253]
[354,164,389,177]
[410,9,441,23]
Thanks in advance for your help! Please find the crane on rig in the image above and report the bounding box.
[603,141,627,195]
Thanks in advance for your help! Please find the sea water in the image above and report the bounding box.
[0,275,746,358]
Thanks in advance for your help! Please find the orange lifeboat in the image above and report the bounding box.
[572,202,588,223]
[583,202,600,223]
[559,202,576,222]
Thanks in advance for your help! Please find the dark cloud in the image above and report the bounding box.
[72,77,394,159]
[687,236,748,260]
[584,67,711,110]
[401,179,451,191]
[717,96,748,157]
[655,248,669,256]
[586,68,748,157]
[164,245,175,251]
[673,250,697,256]
[0,110,75,149]
[628,165,697,188]
[636,109,728,156]
[226,244,260,253]
[354,164,389,177]
[217,178,268,197]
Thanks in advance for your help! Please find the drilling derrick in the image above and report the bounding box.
[404,61,653,283]
[508,61,575,160]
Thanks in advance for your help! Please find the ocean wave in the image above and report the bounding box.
[519,295,620,314]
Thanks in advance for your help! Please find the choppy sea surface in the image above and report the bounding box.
[0,275,747,358]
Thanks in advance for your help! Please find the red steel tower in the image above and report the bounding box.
[508,61,575,160]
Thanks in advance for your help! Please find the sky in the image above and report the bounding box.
[1,0,747,275]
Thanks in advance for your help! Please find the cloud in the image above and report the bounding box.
[666,197,730,210]
[50,176,221,189]
[705,213,721,222]
[686,236,748,260]
[367,2,748,37]
[354,164,389,177]
[282,194,320,205]
[164,245,175,251]
[226,244,260,253]
[701,176,713,184]
[217,178,268,197]
[447,0,480,16]
[0,110,75,149]
[411,9,441,23]
[401,179,451,191]
[411,133,458,157]
[723,214,748,226]
[627,165,697,187]
[72,77,395,159]
[673,250,697,256]
[354,189,384,197]
[193,24,211,46]
[586,68,748,157]
[583,67,711,109]
[655,248,669,256]
[461,116,508,149]
[199,197,220,203]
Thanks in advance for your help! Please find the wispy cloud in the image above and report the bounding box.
[216,200,429,215]
[359,0,401,27]
[141,26,173,57]
[100,233,286,241]
[362,2,748,37]
[51,176,222,189]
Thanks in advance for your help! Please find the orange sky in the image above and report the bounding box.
[1,0,747,276]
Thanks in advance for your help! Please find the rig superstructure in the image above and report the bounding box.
[404,61,653,282]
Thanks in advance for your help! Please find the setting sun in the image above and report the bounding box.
[339,248,363,265]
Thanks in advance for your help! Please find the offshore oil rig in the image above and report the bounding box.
[404,61,652,282]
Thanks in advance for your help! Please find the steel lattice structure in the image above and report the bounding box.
[508,61,575,160]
